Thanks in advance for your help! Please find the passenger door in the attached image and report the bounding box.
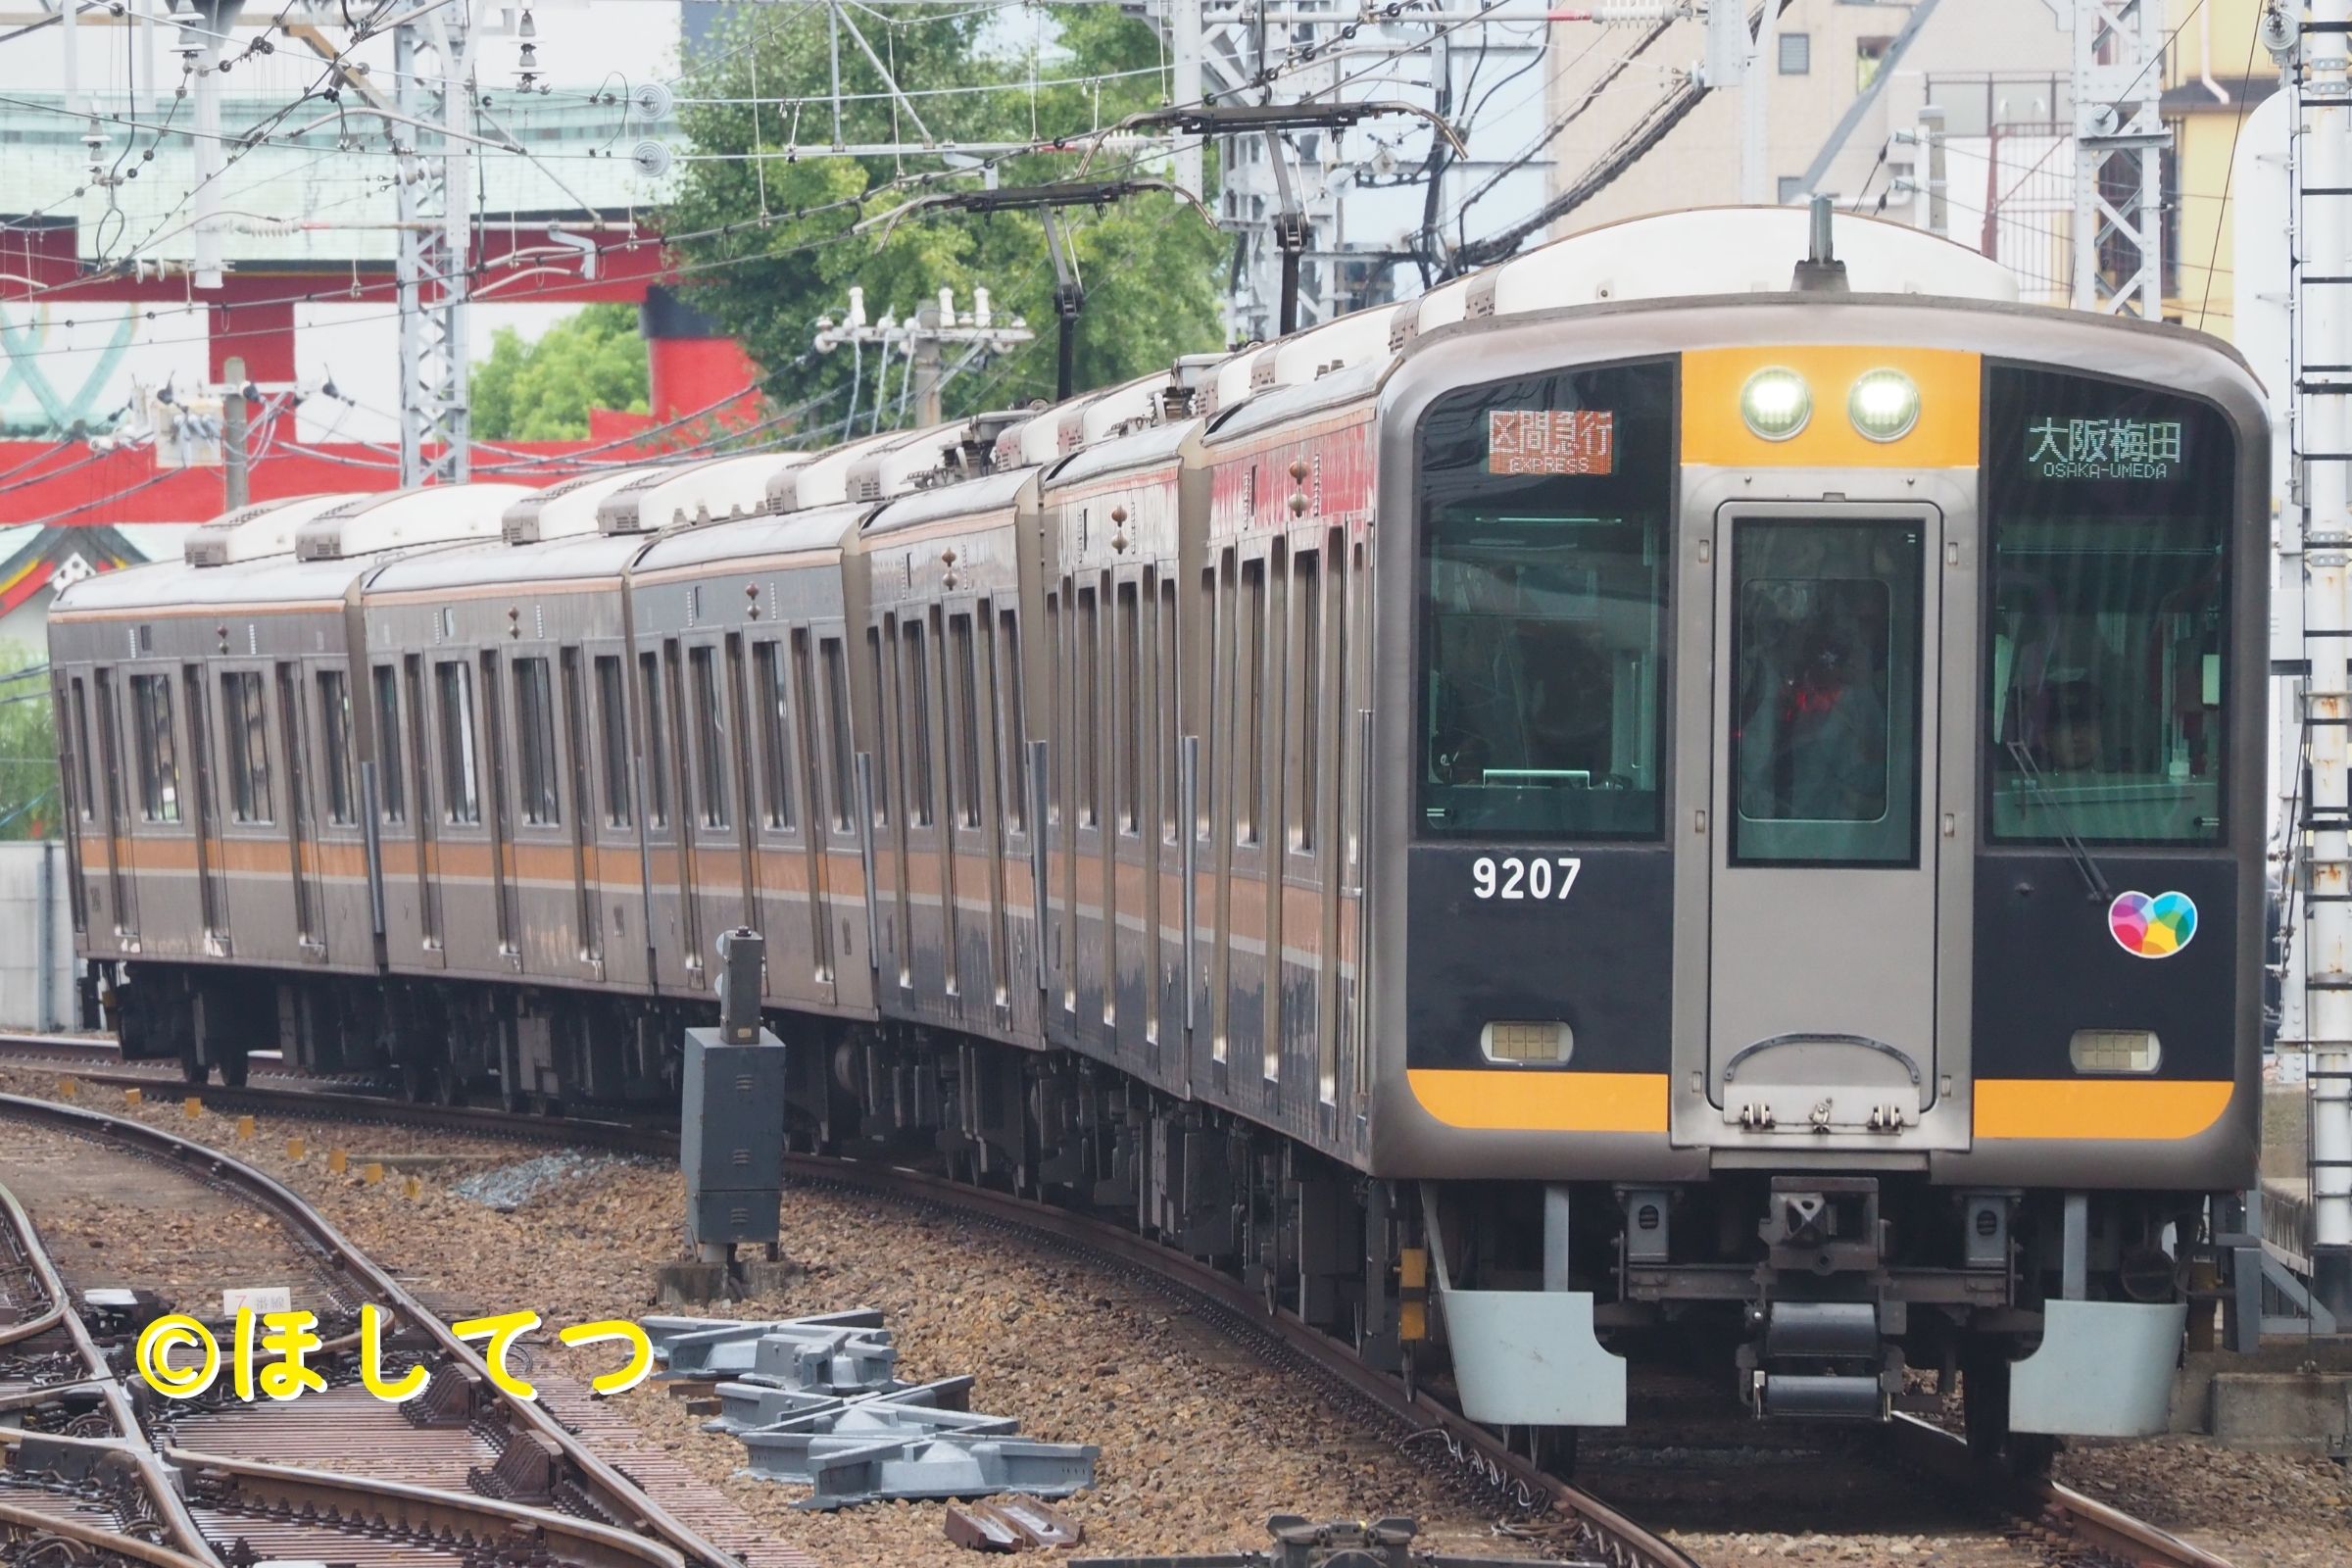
[1704,503,1950,1143]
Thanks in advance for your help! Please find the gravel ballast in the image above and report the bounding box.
[0,1071,1546,1567]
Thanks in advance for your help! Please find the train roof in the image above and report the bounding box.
[55,546,400,615]
[1047,417,1196,489]
[182,493,347,566]
[293,482,538,561]
[597,451,795,533]
[503,466,662,544]
[364,526,656,596]
[632,500,869,574]
[863,466,1035,536]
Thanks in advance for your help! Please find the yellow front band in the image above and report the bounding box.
[1407,1068,1670,1134]
[1974,1078,2234,1141]
[1681,345,1981,468]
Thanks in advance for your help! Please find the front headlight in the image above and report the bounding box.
[1740,368,1812,441]
[1847,368,1922,442]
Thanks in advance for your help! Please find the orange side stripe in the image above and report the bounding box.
[1974,1079,2233,1141]
[1406,1068,1668,1134]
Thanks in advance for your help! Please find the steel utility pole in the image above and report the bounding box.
[395,0,476,485]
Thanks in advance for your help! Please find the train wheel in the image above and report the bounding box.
[218,1050,249,1089]
[179,1050,208,1086]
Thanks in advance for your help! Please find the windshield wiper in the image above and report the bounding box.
[2006,738,2112,902]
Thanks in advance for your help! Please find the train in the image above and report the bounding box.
[49,205,2268,1468]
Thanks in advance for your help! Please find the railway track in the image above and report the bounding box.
[0,1042,2243,1568]
[0,1088,797,1568]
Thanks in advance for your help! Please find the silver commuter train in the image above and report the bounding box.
[50,207,2268,1460]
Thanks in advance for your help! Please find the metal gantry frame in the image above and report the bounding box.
[394,1,476,487]
[2047,0,2167,317]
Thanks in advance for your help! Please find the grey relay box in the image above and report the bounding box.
[681,1024,787,1249]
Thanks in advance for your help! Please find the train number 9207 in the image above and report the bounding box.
[1470,856,1583,902]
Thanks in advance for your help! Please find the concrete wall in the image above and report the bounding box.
[1540,0,2071,240]
[0,841,77,1030]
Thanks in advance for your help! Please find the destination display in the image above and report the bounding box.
[1488,408,1616,475]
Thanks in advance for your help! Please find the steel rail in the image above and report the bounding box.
[0,1496,218,1568]
[1886,1414,2232,1568]
[0,1178,223,1565]
[0,1092,747,1568]
[7,1074,1698,1568]
[0,1177,70,1348]
[164,1449,686,1568]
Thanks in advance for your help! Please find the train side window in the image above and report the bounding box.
[593,655,632,828]
[950,612,983,830]
[1159,576,1179,843]
[1200,560,1224,841]
[1044,591,1062,827]
[1077,582,1100,828]
[866,626,891,827]
[317,669,356,826]
[93,670,128,827]
[128,672,181,823]
[903,618,935,828]
[995,610,1026,832]
[221,670,273,824]
[68,677,94,822]
[1116,581,1141,837]
[402,657,432,823]
[688,644,730,831]
[790,632,824,835]
[1292,549,1321,854]
[514,657,561,826]
[1238,556,1265,848]
[433,660,481,826]
[820,637,855,832]
[372,665,406,824]
[637,653,669,828]
[752,640,795,831]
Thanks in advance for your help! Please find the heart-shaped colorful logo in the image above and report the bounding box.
[2109,890,2197,958]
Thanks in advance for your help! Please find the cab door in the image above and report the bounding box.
[1705,503,1948,1142]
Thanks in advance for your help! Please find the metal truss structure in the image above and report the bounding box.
[2046,0,2166,317]
[395,3,477,487]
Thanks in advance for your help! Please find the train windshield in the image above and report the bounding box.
[1416,359,1675,840]
[1984,367,2233,845]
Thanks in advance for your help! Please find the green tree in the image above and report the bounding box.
[662,5,1224,429]
[0,642,59,843]
[471,304,652,441]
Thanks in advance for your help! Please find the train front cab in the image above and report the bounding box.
[1372,298,2268,1449]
